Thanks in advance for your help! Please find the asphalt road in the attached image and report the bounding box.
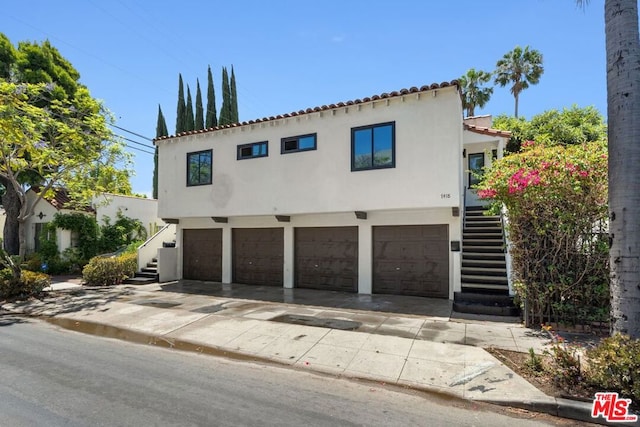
[0,315,567,427]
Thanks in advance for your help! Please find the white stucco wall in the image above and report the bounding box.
[157,86,463,219]
[0,208,5,241]
[93,193,163,237]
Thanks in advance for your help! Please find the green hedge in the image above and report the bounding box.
[82,253,137,286]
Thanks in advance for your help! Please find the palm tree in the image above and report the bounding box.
[459,68,493,117]
[494,46,544,117]
[601,0,640,338]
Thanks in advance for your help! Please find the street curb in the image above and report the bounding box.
[489,397,640,427]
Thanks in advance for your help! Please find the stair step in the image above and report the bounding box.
[462,273,508,283]
[123,276,157,285]
[453,291,518,316]
[461,266,507,276]
[464,227,503,233]
[461,280,509,289]
[147,262,158,268]
[454,291,513,304]
[136,271,158,279]
[465,216,501,222]
[463,231,503,238]
[142,267,158,273]
[463,251,505,259]
[462,239,504,246]
[462,259,506,268]
[462,245,504,253]
[465,222,502,228]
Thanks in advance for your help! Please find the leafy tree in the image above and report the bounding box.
[230,65,238,123]
[175,73,186,133]
[219,66,231,125]
[459,68,493,117]
[0,35,131,265]
[153,105,168,199]
[205,65,217,128]
[185,85,195,132]
[493,106,607,152]
[195,79,204,131]
[0,33,16,80]
[0,81,128,260]
[494,45,544,118]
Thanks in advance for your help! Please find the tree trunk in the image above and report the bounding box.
[606,0,640,338]
[0,176,20,255]
[514,93,519,118]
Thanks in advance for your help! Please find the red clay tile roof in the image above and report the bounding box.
[155,81,460,142]
[30,187,94,212]
[464,123,512,138]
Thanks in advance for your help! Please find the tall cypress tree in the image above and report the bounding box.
[219,66,231,125]
[175,74,186,134]
[230,65,238,123]
[153,105,168,199]
[205,65,217,128]
[185,85,195,131]
[195,79,204,131]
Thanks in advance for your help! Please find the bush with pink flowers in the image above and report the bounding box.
[476,139,609,326]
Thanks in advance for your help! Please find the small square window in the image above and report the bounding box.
[237,141,268,160]
[186,149,212,186]
[351,122,395,171]
[281,133,317,154]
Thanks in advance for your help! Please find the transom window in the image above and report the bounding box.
[186,149,212,186]
[351,122,395,171]
[237,141,268,160]
[281,133,317,154]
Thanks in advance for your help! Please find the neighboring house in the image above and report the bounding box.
[92,193,164,238]
[25,187,91,255]
[155,81,510,300]
[24,188,163,255]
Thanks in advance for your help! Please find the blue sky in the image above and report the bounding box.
[2,1,606,196]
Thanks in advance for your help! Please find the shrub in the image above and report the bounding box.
[477,140,609,326]
[586,334,640,402]
[0,269,50,299]
[82,253,137,286]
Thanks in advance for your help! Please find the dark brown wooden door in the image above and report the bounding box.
[233,228,284,286]
[183,229,222,281]
[295,227,358,292]
[373,225,449,298]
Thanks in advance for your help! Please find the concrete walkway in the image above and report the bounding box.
[2,280,626,426]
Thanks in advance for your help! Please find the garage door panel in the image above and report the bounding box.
[233,228,284,286]
[295,227,358,292]
[183,229,222,282]
[373,225,449,298]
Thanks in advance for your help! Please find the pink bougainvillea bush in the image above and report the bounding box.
[476,140,609,326]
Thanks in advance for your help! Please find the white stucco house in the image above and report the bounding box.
[23,188,163,255]
[155,81,511,302]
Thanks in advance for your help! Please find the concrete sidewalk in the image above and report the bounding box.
[1,280,625,426]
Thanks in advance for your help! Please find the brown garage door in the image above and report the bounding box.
[373,225,449,298]
[183,229,222,281]
[233,228,283,286]
[295,227,358,292]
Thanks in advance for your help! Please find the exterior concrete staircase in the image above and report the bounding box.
[124,257,158,285]
[454,206,519,316]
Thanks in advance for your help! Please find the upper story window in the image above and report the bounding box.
[237,141,268,160]
[351,122,395,171]
[281,133,317,154]
[187,149,212,186]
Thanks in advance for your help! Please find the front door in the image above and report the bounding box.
[466,152,485,207]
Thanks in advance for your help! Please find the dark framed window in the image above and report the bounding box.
[468,153,485,187]
[351,122,395,171]
[187,149,212,186]
[237,141,268,160]
[281,133,317,154]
